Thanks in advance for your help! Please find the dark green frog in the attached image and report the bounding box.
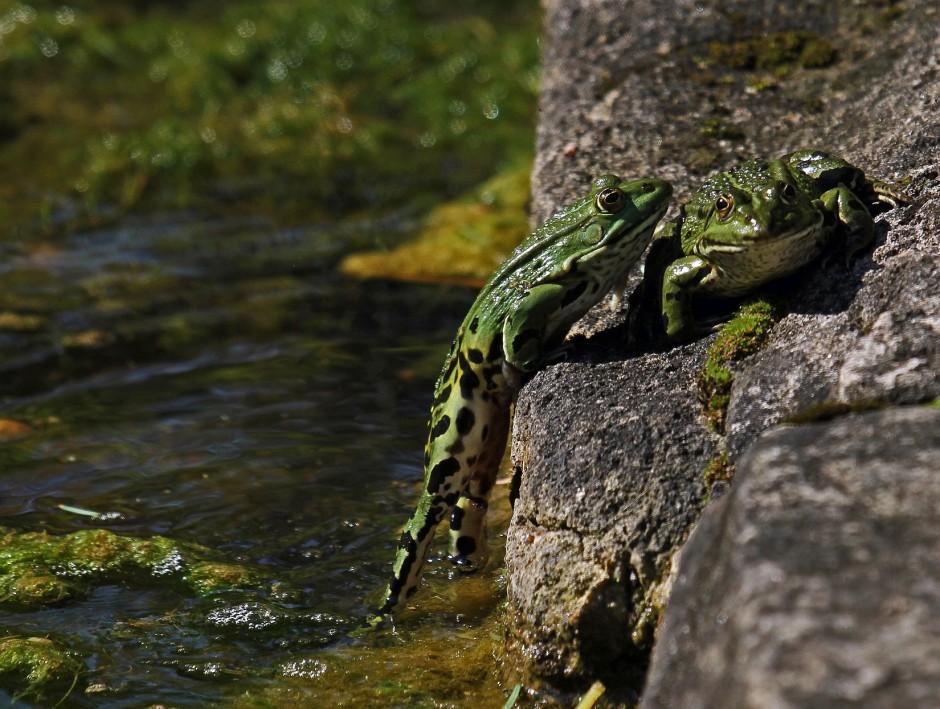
[649,150,908,340]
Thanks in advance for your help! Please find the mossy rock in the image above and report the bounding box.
[708,31,836,72]
[0,636,84,701]
[340,163,531,286]
[0,526,260,611]
[697,298,781,432]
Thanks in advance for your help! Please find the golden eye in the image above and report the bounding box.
[779,181,797,203]
[596,187,626,213]
[715,192,734,220]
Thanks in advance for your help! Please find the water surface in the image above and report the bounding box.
[0,214,514,706]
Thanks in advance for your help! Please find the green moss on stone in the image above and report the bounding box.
[0,636,83,701]
[0,526,261,611]
[187,562,257,594]
[697,298,781,432]
[340,162,532,285]
[703,452,733,489]
[708,31,836,72]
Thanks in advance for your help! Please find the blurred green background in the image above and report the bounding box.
[1,0,540,236]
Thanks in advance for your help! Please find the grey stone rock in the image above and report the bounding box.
[640,407,940,709]
[505,0,940,702]
[506,344,716,697]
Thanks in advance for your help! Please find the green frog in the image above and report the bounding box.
[374,174,672,618]
[649,150,909,340]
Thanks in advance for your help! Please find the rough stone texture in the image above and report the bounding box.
[641,407,940,709]
[505,0,939,704]
[507,344,716,694]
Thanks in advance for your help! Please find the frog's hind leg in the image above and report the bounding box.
[447,409,510,571]
[377,490,455,617]
[449,490,490,570]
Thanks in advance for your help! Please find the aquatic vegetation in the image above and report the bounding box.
[0,0,540,235]
[0,525,261,610]
[340,162,532,284]
[0,636,83,703]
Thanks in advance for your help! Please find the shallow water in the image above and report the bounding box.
[0,214,515,706]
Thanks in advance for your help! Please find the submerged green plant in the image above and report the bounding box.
[0,636,83,703]
[0,526,262,611]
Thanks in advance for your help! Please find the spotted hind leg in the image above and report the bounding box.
[447,411,509,571]
[448,489,490,570]
[376,490,456,617]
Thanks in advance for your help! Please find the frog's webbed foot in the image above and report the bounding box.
[869,179,912,211]
[350,611,394,636]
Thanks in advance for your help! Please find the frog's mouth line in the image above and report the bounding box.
[572,203,670,266]
[608,203,672,246]
[697,220,821,255]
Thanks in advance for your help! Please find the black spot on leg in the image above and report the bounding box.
[511,329,540,356]
[426,457,461,494]
[450,505,465,530]
[483,365,502,390]
[442,353,457,381]
[455,407,476,434]
[486,338,503,363]
[397,530,416,552]
[455,535,477,557]
[466,456,477,467]
[460,369,480,399]
[446,440,465,455]
[561,280,588,307]
[481,425,490,441]
[467,348,484,364]
[430,415,451,441]
[432,384,452,408]
[469,316,479,334]
[384,531,419,605]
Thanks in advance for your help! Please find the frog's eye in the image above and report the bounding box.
[596,187,626,213]
[714,193,734,220]
[779,181,798,203]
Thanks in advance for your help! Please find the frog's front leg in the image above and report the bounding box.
[502,283,569,372]
[662,255,717,340]
[817,186,876,258]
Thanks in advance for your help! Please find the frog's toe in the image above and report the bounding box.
[448,535,486,572]
[349,612,392,636]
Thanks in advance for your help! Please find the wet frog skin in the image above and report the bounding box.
[375,175,672,618]
[657,149,909,340]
